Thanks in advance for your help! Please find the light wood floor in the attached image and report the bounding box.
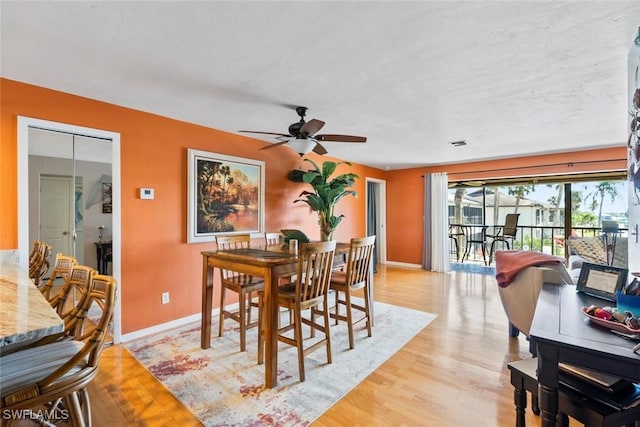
[84,264,575,426]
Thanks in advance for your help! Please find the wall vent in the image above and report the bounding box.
[449,140,468,147]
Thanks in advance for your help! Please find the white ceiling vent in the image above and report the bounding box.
[449,140,468,147]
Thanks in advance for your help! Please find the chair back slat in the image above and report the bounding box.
[264,232,282,247]
[344,236,376,288]
[296,241,336,303]
[216,234,252,249]
[216,234,254,282]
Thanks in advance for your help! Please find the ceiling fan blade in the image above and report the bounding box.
[449,180,485,188]
[312,141,328,155]
[259,140,289,150]
[315,134,367,143]
[239,130,292,138]
[299,119,325,137]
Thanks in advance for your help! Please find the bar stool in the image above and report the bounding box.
[0,274,117,426]
[39,253,77,301]
[508,358,640,427]
[215,234,265,352]
[329,235,376,350]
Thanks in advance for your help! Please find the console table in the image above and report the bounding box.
[95,241,112,275]
[530,284,640,426]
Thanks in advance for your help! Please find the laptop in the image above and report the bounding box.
[576,262,629,302]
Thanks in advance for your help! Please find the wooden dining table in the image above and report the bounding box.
[0,260,64,352]
[200,242,352,388]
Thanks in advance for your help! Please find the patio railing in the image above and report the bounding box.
[450,225,629,262]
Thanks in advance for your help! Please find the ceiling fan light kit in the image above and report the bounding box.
[287,138,316,155]
[239,106,366,156]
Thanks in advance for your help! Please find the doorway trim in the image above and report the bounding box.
[365,177,387,264]
[17,116,122,344]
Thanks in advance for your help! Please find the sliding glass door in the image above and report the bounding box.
[448,176,628,257]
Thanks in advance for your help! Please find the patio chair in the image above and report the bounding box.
[487,213,520,265]
[461,224,488,265]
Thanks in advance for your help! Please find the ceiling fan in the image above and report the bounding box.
[239,106,366,155]
[448,180,486,189]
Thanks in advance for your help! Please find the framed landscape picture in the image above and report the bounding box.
[187,149,265,243]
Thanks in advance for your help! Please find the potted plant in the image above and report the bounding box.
[289,159,359,241]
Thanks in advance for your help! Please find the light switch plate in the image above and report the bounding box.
[140,188,154,200]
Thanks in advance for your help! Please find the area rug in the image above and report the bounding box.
[125,300,436,426]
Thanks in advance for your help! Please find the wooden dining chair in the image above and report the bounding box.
[29,240,51,288]
[257,240,336,382]
[264,232,282,247]
[329,235,376,350]
[39,253,77,301]
[49,265,96,323]
[215,234,265,352]
[28,239,42,264]
[70,274,116,343]
[0,274,117,427]
[22,269,102,352]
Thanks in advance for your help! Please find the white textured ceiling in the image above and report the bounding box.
[2,1,639,170]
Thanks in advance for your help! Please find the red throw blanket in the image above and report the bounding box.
[495,250,565,287]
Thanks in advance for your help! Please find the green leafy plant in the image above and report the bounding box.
[289,159,359,241]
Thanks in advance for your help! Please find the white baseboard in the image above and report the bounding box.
[120,305,231,343]
[384,261,423,269]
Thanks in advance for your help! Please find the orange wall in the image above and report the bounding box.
[0,78,385,333]
[385,148,627,265]
[1,77,626,332]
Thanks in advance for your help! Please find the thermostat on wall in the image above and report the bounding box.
[140,188,154,200]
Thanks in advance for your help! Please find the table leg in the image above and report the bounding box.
[513,384,526,427]
[201,257,214,349]
[368,270,375,327]
[264,269,278,388]
[536,344,559,427]
[96,245,104,275]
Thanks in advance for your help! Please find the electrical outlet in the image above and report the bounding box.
[161,292,170,304]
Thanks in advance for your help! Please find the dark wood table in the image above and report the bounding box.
[530,284,640,426]
[95,241,112,275]
[201,242,352,388]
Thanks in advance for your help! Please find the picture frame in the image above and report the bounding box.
[576,262,629,302]
[187,148,265,243]
[102,182,112,214]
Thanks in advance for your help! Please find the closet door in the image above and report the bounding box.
[30,128,112,268]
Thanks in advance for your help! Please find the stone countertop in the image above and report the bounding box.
[0,262,64,348]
